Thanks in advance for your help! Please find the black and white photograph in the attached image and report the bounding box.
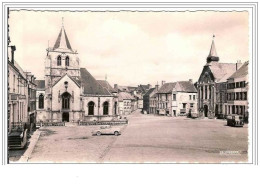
[0,1,259,190]
[5,5,252,163]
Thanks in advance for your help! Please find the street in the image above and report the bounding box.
[27,110,248,163]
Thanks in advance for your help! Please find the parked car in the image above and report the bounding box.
[92,125,121,136]
[226,114,244,127]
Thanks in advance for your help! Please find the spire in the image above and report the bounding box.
[53,18,72,51]
[206,34,219,63]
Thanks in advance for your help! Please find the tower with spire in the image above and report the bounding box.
[206,35,219,64]
[44,18,80,90]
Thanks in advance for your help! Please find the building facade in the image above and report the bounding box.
[118,92,135,115]
[156,80,197,116]
[36,23,118,123]
[143,85,160,114]
[226,62,249,121]
[8,46,36,132]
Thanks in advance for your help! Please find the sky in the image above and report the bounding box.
[9,10,249,87]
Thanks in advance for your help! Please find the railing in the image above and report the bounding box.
[36,122,65,127]
[79,120,128,126]
[10,122,30,132]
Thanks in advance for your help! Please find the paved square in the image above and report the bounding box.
[28,110,248,163]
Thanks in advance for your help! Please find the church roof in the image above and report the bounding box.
[80,68,112,96]
[35,80,45,90]
[208,62,238,82]
[97,80,117,93]
[228,61,249,80]
[53,26,73,52]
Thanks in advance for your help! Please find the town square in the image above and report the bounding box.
[7,10,249,163]
[9,110,247,163]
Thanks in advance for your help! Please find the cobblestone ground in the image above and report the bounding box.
[28,110,248,163]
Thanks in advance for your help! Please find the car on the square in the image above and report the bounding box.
[226,114,244,127]
[91,125,121,136]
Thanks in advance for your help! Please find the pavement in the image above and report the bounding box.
[25,109,248,163]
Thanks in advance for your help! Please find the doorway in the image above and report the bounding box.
[204,105,208,117]
[62,112,69,122]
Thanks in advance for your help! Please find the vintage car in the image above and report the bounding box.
[226,115,244,127]
[91,125,121,136]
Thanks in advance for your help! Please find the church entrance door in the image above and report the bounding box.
[204,105,208,117]
[62,112,69,122]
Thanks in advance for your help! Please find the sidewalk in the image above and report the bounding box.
[16,129,41,163]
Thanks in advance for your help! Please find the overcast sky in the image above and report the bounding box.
[9,10,249,87]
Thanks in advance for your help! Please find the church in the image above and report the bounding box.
[35,22,118,123]
[197,36,243,119]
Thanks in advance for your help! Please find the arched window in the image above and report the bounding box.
[39,94,44,109]
[103,101,109,115]
[62,92,70,109]
[88,101,95,115]
[57,55,61,66]
[65,56,69,66]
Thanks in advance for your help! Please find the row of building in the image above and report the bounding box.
[8,46,37,132]
[142,36,249,120]
[8,22,249,132]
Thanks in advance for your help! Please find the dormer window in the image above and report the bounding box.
[65,56,69,66]
[57,55,61,66]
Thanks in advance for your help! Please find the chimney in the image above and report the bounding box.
[189,79,193,83]
[155,84,159,91]
[114,84,118,89]
[236,60,241,70]
[10,45,16,64]
[161,80,165,86]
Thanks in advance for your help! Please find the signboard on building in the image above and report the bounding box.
[10,94,18,100]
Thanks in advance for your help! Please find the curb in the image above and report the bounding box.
[19,129,41,163]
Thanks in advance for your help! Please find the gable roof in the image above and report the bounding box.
[158,81,197,94]
[80,68,112,96]
[52,73,81,88]
[97,80,117,93]
[35,80,45,90]
[118,92,134,101]
[177,81,197,92]
[157,82,177,93]
[228,62,249,80]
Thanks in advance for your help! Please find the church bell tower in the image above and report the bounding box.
[44,18,80,93]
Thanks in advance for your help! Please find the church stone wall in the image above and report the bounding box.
[83,96,114,121]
